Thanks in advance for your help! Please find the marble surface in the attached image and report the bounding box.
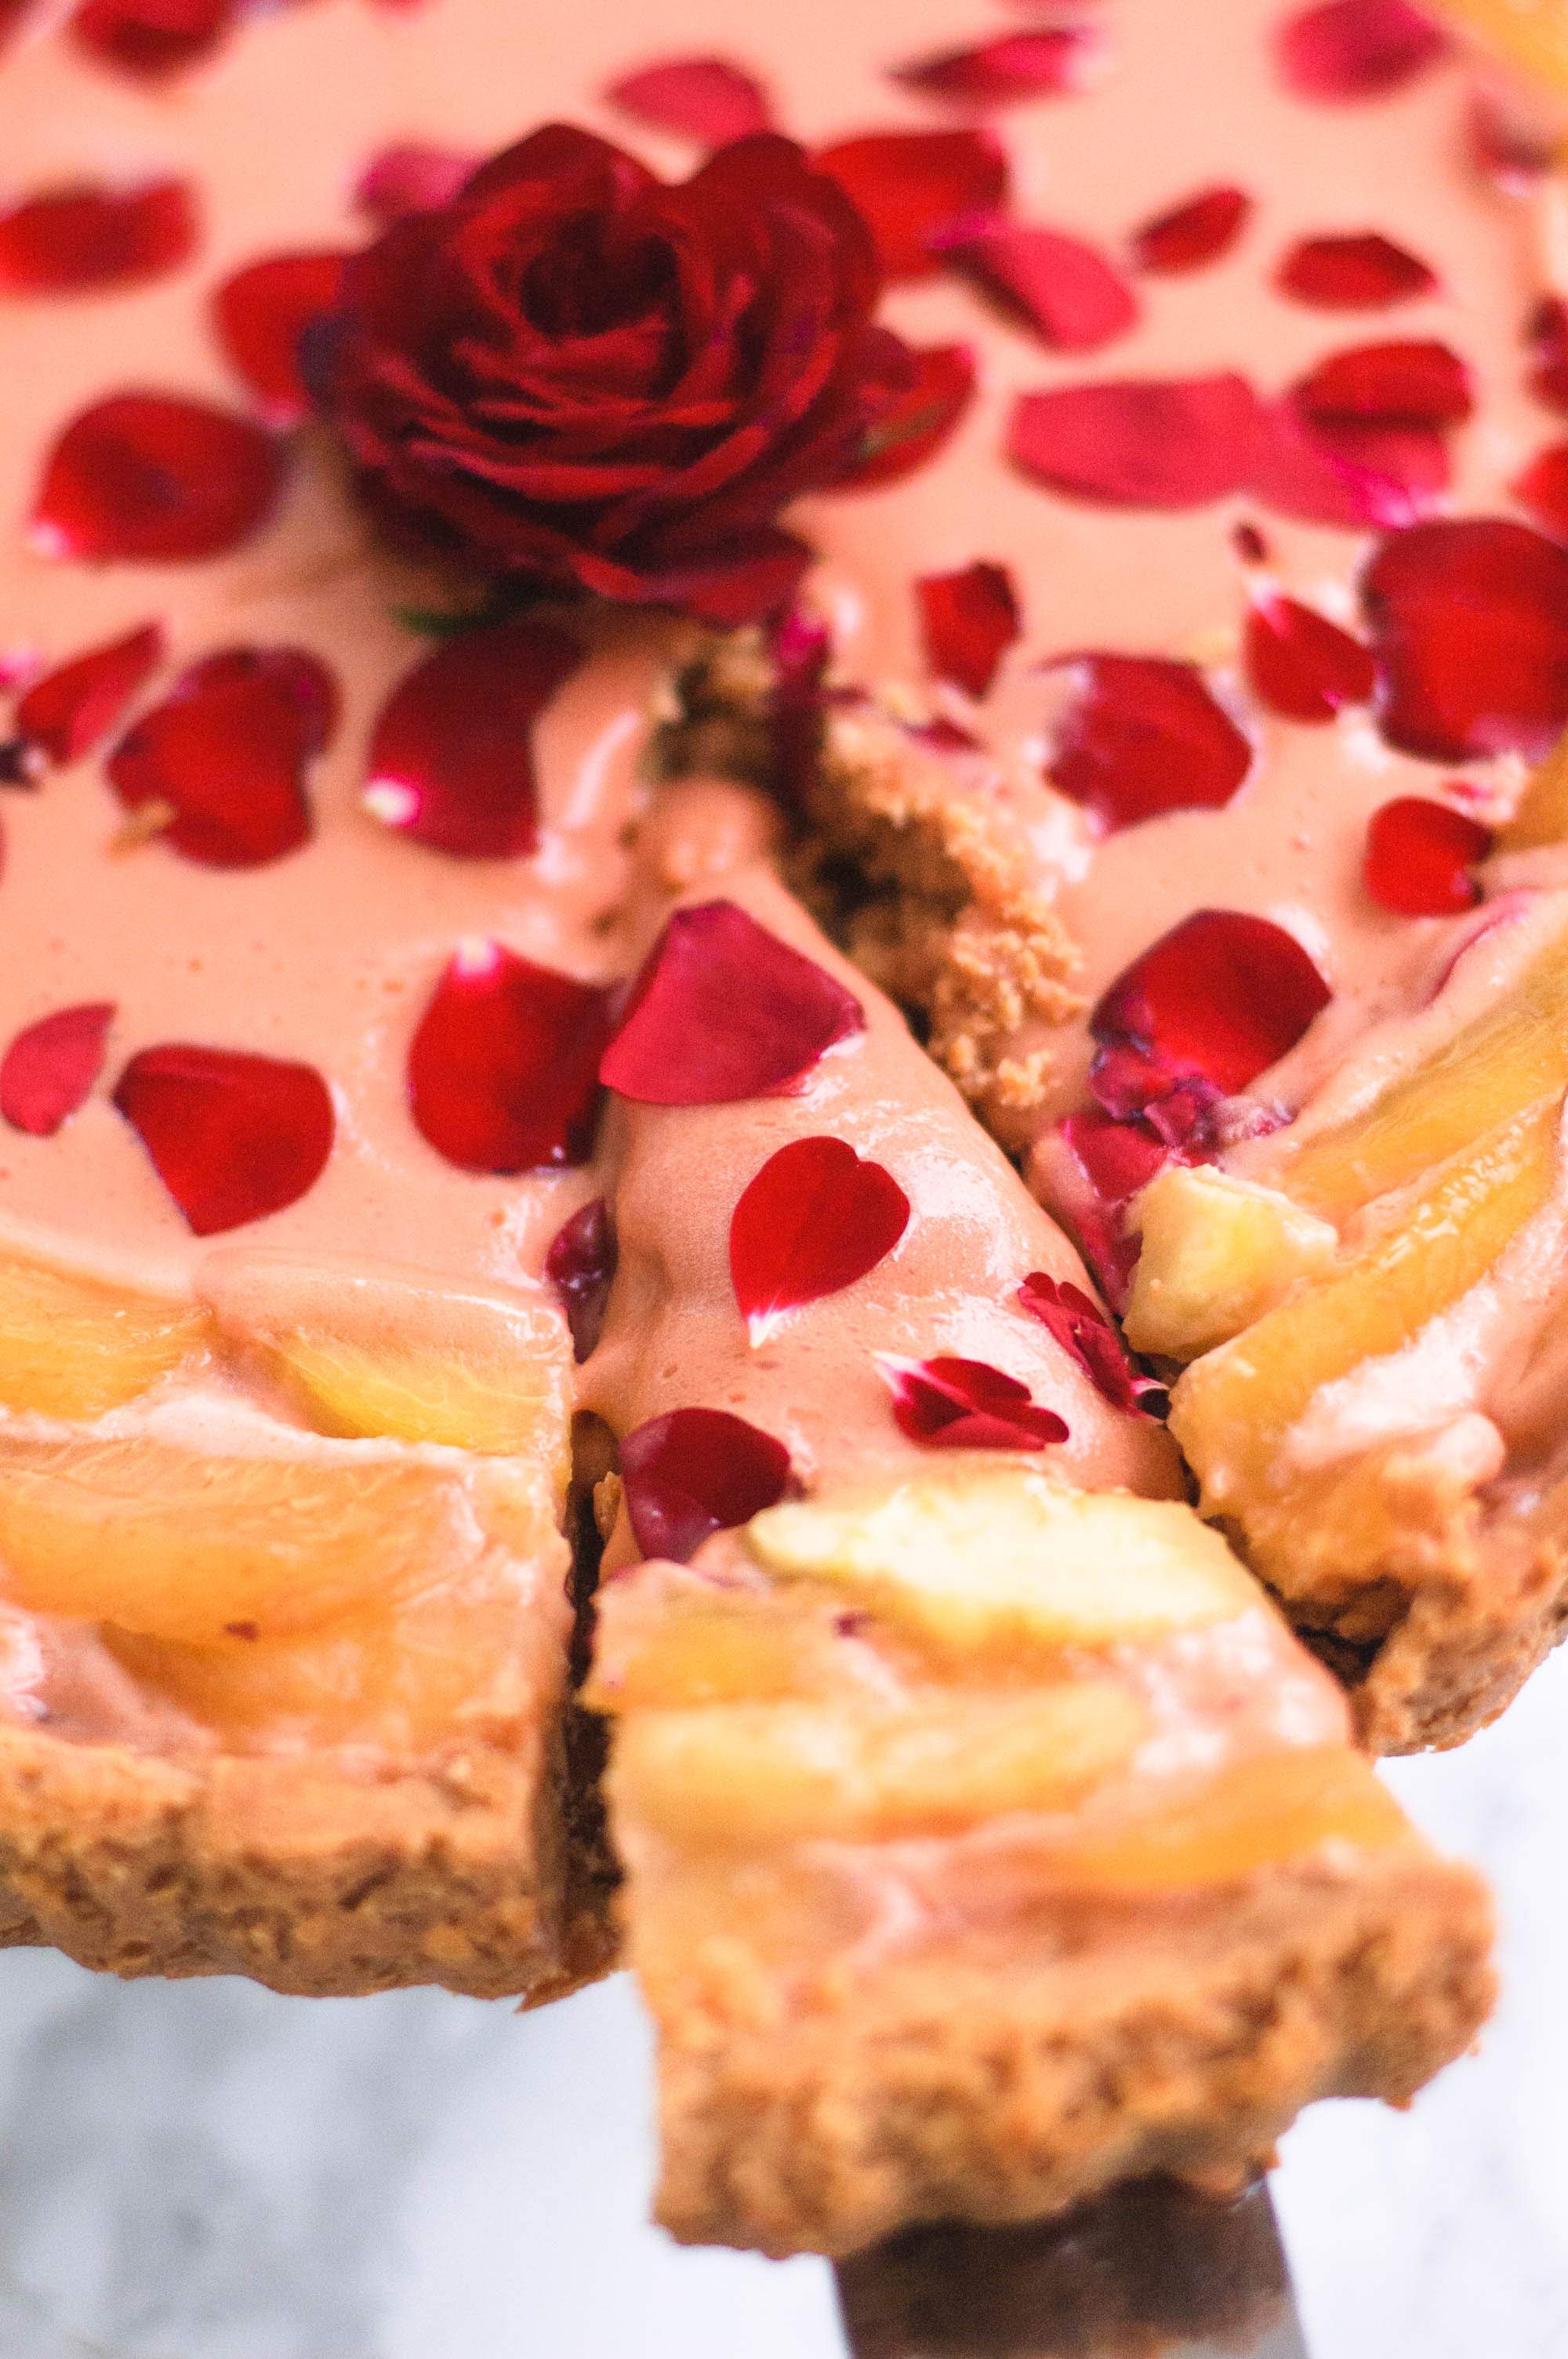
[0,1654,1562,2359]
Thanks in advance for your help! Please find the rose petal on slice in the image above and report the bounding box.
[106,645,333,867]
[620,1408,792,1562]
[1363,795,1492,914]
[1250,394,1446,527]
[113,1045,334,1234]
[1045,1107,1174,1307]
[408,941,612,1174]
[877,1353,1069,1451]
[1527,295,1568,416]
[212,251,346,428]
[840,342,977,488]
[1046,653,1251,830]
[1009,373,1261,507]
[891,27,1101,107]
[70,0,234,78]
[601,901,864,1107]
[1016,1270,1162,1415]
[1276,231,1437,307]
[917,561,1020,697]
[815,129,1007,280]
[177,644,338,754]
[545,1197,617,1361]
[14,621,163,764]
[1245,591,1376,722]
[1514,442,1568,540]
[942,220,1138,352]
[1092,910,1331,1097]
[1129,184,1250,274]
[0,1002,114,1136]
[605,56,773,143]
[0,179,197,294]
[352,141,477,227]
[364,620,581,861]
[1363,518,1568,760]
[730,1136,910,1342]
[1276,0,1448,100]
[1292,337,1472,424]
[31,394,282,563]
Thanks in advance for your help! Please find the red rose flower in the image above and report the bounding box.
[321,125,929,622]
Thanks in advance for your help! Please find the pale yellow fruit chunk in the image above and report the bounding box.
[745,1462,1259,1652]
[0,1430,539,1644]
[199,1252,572,1485]
[615,1682,1145,1846]
[586,1585,858,1714]
[1501,729,1568,852]
[1124,1165,1338,1361]
[0,1251,206,1419]
[1435,0,1568,97]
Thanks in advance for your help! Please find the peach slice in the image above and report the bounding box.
[1502,729,1568,852]
[1124,1165,1338,1361]
[198,1251,572,1485]
[587,1579,866,1714]
[0,1249,207,1419]
[1434,0,1568,96]
[612,1681,1145,1847]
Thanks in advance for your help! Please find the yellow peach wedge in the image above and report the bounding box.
[1501,727,1568,853]
[1124,1165,1338,1361]
[1435,0,1568,98]
[0,1249,207,1420]
[586,1581,867,1714]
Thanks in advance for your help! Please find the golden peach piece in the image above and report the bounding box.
[1501,729,1568,852]
[1434,0,1568,97]
[199,1251,572,1486]
[614,1682,1145,1847]
[0,1249,207,1420]
[745,1463,1259,1655]
[1125,1165,1338,1361]
[587,1583,860,1714]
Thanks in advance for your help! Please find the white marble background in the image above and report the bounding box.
[0,1653,1562,2359]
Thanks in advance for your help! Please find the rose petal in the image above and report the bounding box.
[408,940,612,1175]
[1250,393,1447,527]
[942,220,1138,352]
[364,620,581,861]
[1015,1270,1162,1415]
[815,129,1008,280]
[212,250,347,427]
[106,645,333,867]
[178,644,338,754]
[1276,0,1448,100]
[619,1407,792,1563]
[1514,442,1568,540]
[352,142,477,228]
[1042,1107,1174,1308]
[1009,372,1261,507]
[839,342,977,488]
[31,393,282,562]
[0,1002,114,1136]
[1092,909,1332,1098]
[730,1136,910,1342]
[917,561,1021,698]
[1244,591,1376,722]
[14,621,163,765]
[877,1352,1069,1451]
[605,56,773,144]
[546,1197,617,1362]
[1527,296,1568,416]
[1363,795,1492,914]
[1276,231,1437,308]
[1469,89,1559,192]
[1046,653,1251,830]
[0,179,197,294]
[1129,184,1250,274]
[1292,337,1472,424]
[70,0,234,78]
[1363,518,1568,761]
[891,27,1101,106]
[601,901,865,1107]
[113,1045,334,1234]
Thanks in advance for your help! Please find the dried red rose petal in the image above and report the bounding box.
[1046,654,1251,831]
[730,1136,910,1342]
[877,1352,1069,1451]
[113,1045,334,1234]
[1526,296,1568,415]
[1363,795,1492,914]
[107,645,333,867]
[364,620,581,861]
[179,645,338,753]
[1276,231,1436,308]
[0,179,197,295]
[408,942,611,1174]
[1016,1270,1160,1416]
[0,1002,114,1136]
[605,56,772,144]
[71,0,233,78]
[1044,1107,1174,1307]
[546,1196,617,1362]
[917,562,1020,698]
[1093,910,1332,1099]
[1250,393,1447,527]
[815,129,1008,281]
[837,342,977,489]
[13,622,162,765]
[31,394,282,564]
[212,251,346,428]
[1363,518,1568,761]
[1129,185,1250,274]
[1514,442,1568,540]
[620,1406,792,1562]
[942,220,1138,352]
[1009,373,1261,508]
[1244,591,1376,722]
[891,27,1100,106]
[601,901,864,1107]
[352,143,477,227]
[1293,338,1472,425]
[1276,0,1447,100]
